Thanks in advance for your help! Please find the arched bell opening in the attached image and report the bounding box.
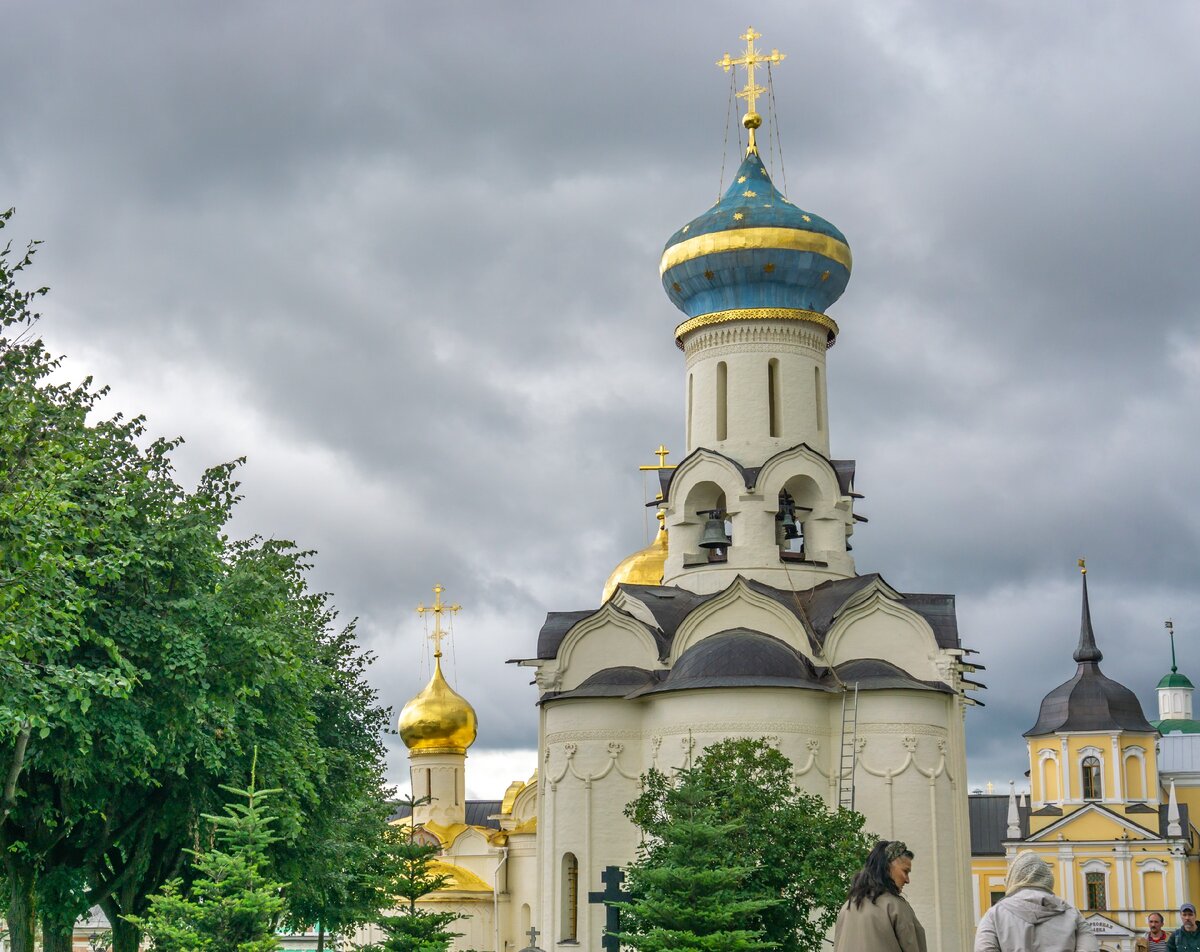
[777,474,822,562]
[681,481,729,565]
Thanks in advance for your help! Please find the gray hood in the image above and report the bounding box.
[1003,888,1076,925]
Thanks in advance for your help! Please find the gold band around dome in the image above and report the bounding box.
[659,226,853,276]
[674,308,840,346]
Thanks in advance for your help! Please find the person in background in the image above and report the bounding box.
[974,852,1098,951]
[1168,904,1200,951]
[1138,912,1171,951]
[832,840,926,952]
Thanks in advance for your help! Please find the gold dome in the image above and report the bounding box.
[602,517,668,602]
[398,655,478,754]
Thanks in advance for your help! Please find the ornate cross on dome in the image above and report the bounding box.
[716,26,786,155]
[417,583,460,658]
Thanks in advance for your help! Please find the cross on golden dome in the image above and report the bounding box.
[716,26,786,155]
[417,583,461,658]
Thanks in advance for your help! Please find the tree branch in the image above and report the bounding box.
[1,724,31,822]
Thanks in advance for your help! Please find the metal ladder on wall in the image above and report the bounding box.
[838,683,860,812]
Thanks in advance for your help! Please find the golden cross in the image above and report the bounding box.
[716,27,786,155]
[638,444,675,472]
[417,583,461,658]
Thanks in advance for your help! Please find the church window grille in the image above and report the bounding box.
[716,362,728,440]
[1082,756,1102,800]
[768,359,781,437]
[561,853,578,941]
[1085,872,1106,910]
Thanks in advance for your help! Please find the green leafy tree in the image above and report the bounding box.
[374,796,461,952]
[1,210,393,952]
[621,738,874,952]
[129,755,286,952]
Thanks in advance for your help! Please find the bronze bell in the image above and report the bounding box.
[698,510,730,549]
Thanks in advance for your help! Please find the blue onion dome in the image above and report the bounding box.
[660,150,851,345]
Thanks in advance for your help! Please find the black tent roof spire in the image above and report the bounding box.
[1073,559,1103,664]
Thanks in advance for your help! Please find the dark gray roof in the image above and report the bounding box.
[540,666,664,702]
[968,794,1030,855]
[969,795,1191,855]
[903,593,960,651]
[535,611,594,659]
[389,800,503,831]
[632,629,833,696]
[835,658,954,694]
[1025,574,1153,736]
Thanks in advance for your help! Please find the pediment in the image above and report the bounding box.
[1025,802,1158,843]
[670,576,813,662]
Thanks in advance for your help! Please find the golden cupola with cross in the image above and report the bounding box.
[399,585,477,755]
[398,586,477,828]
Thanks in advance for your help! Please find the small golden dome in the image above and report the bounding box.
[602,518,668,602]
[398,655,477,754]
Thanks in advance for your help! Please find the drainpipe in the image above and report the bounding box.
[494,845,510,952]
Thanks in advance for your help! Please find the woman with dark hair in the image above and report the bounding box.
[833,840,927,952]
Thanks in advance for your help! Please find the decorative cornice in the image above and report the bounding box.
[675,308,839,349]
[682,320,828,363]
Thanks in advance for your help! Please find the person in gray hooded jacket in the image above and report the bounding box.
[974,852,1099,952]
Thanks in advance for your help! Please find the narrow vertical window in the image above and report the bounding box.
[561,853,578,941]
[1085,872,1106,910]
[814,366,824,432]
[768,359,780,437]
[687,372,694,447]
[1081,756,1102,800]
[716,362,728,441]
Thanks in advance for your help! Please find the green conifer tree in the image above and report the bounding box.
[129,754,287,952]
[374,796,461,952]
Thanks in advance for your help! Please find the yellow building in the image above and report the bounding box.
[970,568,1200,950]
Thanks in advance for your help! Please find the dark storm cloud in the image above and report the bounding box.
[3,0,1198,788]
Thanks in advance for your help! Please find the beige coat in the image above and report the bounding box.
[833,891,928,952]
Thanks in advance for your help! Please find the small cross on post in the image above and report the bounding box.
[520,925,544,952]
[587,866,632,952]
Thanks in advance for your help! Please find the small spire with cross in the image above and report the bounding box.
[638,444,677,530]
[417,583,461,659]
[1167,619,1178,674]
[1077,557,1087,575]
[716,27,786,155]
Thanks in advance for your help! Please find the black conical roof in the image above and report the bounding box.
[1025,571,1153,736]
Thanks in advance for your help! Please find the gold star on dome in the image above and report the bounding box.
[672,282,682,293]
[704,269,715,280]
[820,270,830,282]
[743,190,757,198]
[802,214,811,222]
[763,262,775,273]
[681,224,689,233]
[737,175,747,183]
[733,212,744,220]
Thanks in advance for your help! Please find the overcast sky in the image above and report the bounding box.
[4,1,1199,798]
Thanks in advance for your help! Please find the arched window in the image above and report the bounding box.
[1082,756,1102,800]
[767,359,781,437]
[561,853,578,941]
[716,362,728,441]
[687,372,694,447]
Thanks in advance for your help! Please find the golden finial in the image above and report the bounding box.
[416,583,461,658]
[1077,558,1087,575]
[716,27,786,156]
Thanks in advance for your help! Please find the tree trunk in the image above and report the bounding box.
[42,919,75,952]
[103,898,141,952]
[316,921,325,952]
[4,858,37,952]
